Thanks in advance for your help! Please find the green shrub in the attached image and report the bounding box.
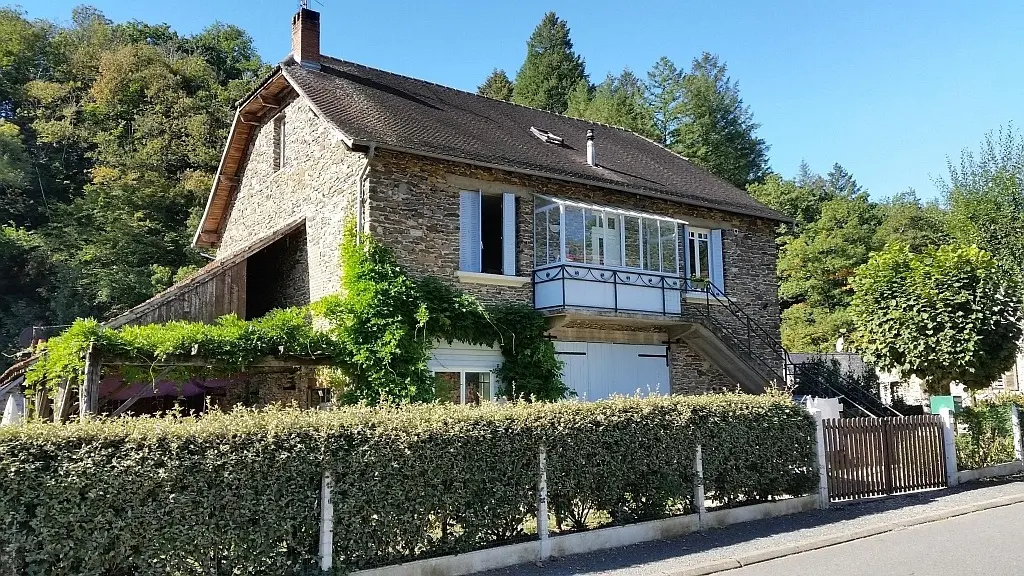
[0,394,816,574]
[955,397,1019,470]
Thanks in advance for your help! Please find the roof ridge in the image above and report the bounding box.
[317,56,661,139]
[312,56,760,195]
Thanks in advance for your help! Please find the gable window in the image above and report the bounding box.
[272,114,286,172]
[460,190,517,276]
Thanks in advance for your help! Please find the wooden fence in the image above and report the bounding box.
[822,416,947,501]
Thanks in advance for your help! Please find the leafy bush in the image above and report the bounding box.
[27,223,567,405]
[955,395,1021,470]
[0,394,815,574]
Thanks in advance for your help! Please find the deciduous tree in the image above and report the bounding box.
[851,243,1023,393]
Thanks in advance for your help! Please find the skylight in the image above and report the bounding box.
[530,126,564,145]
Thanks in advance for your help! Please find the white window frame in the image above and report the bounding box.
[687,227,712,280]
[533,194,684,275]
[433,370,495,404]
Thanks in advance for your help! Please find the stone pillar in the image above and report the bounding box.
[809,408,829,509]
[940,408,958,487]
[537,445,550,563]
[693,444,707,529]
[1011,404,1023,462]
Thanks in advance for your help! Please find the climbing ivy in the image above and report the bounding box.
[313,222,566,404]
[25,224,566,404]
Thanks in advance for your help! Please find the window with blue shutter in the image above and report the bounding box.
[710,229,725,292]
[460,190,518,275]
[502,193,516,276]
[459,191,481,273]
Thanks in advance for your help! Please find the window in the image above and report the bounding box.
[434,371,493,404]
[533,195,681,275]
[272,114,286,172]
[460,191,517,275]
[688,228,711,280]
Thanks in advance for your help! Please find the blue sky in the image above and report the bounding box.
[20,0,1024,200]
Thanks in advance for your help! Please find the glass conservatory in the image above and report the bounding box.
[532,195,685,315]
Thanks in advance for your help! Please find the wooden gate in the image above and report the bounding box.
[822,416,947,501]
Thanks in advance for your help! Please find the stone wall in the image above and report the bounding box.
[218,96,366,301]
[366,150,782,394]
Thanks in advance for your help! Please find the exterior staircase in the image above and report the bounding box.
[677,283,898,417]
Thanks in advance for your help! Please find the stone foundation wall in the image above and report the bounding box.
[217,96,366,301]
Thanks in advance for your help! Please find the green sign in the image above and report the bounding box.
[930,395,956,414]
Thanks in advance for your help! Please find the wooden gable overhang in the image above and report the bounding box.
[193,69,296,249]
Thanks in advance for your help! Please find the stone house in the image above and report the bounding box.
[94,8,791,408]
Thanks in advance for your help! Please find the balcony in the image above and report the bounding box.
[533,195,686,317]
[533,263,682,314]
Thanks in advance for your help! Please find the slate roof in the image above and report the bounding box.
[282,57,786,222]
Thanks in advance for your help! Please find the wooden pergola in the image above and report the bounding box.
[39,344,336,422]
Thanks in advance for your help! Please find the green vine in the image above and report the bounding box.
[25,222,566,404]
[312,221,566,403]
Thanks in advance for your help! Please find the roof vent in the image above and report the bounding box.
[530,126,564,145]
[586,129,596,166]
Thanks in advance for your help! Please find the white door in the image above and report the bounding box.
[555,341,670,401]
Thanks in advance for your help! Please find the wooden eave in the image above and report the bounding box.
[193,71,296,249]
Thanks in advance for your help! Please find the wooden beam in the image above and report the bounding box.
[111,367,173,417]
[34,387,51,421]
[239,113,262,125]
[258,94,281,108]
[54,377,74,423]
[219,174,238,186]
[103,355,334,368]
[79,343,101,417]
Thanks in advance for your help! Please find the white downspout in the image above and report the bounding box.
[356,143,376,243]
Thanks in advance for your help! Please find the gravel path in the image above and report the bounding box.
[476,476,1024,576]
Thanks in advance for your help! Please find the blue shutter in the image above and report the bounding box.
[682,224,692,290]
[502,192,516,276]
[459,191,481,273]
[710,229,725,293]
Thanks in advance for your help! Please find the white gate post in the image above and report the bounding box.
[537,445,550,564]
[319,471,334,571]
[1011,404,1023,462]
[940,408,958,487]
[810,408,829,509]
[693,444,707,530]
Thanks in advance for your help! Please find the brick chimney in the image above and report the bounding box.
[291,8,321,69]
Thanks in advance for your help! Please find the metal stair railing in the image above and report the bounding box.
[791,362,902,418]
[689,281,790,386]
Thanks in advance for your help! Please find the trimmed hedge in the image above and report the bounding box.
[0,394,816,574]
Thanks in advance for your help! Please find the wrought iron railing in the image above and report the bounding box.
[533,263,682,315]
[686,280,790,386]
[791,361,902,418]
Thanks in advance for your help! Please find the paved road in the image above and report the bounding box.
[477,477,1024,576]
[733,502,1024,576]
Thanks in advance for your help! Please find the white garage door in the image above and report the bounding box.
[554,341,670,401]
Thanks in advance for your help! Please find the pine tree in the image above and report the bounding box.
[511,12,587,113]
[578,70,654,138]
[674,52,769,188]
[477,68,514,101]
[565,79,591,118]
[645,56,684,146]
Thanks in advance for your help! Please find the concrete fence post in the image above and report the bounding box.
[693,443,707,530]
[809,408,829,509]
[319,471,334,572]
[1012,404,1023,462]
[940,408,958,487]
[537,445,550,564]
